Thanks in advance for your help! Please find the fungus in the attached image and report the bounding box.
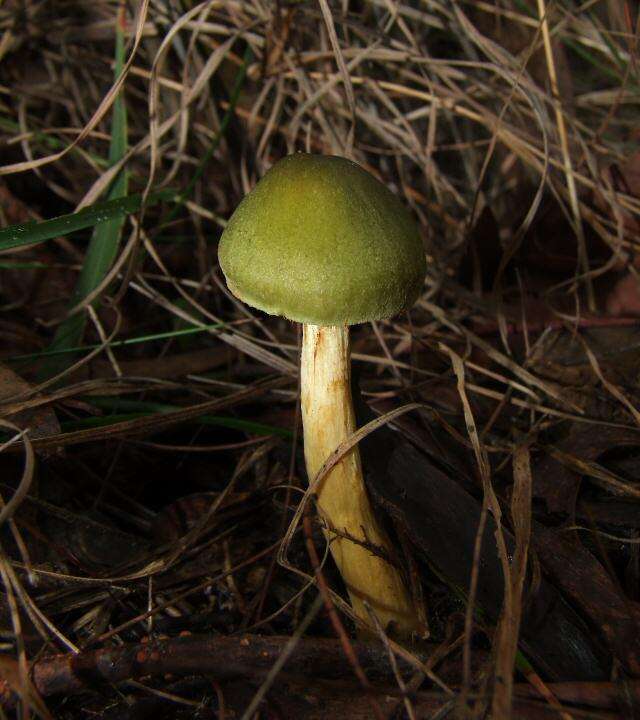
[218,153,425,636]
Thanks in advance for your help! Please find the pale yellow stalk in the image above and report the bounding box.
[300,324,418,636]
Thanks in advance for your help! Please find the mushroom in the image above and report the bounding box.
[218,153,425,636]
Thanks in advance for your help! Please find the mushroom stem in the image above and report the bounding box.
[300,324,418,636]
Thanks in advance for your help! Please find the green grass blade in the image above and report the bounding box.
[65,396,293,439]
[40,11,129,380]
[9,322,224,363]
[0,191,173,252]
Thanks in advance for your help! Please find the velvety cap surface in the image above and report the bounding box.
[218,153,426,325]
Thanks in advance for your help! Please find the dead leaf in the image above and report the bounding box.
[534,526,640,676]
[606,270,640,317]
[533,425,640,515]
[0,362,60,442]
[492,444,532,717]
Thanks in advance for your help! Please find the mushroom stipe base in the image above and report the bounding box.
[300,324,419,637]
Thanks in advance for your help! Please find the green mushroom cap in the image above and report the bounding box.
[218,153,426,326]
